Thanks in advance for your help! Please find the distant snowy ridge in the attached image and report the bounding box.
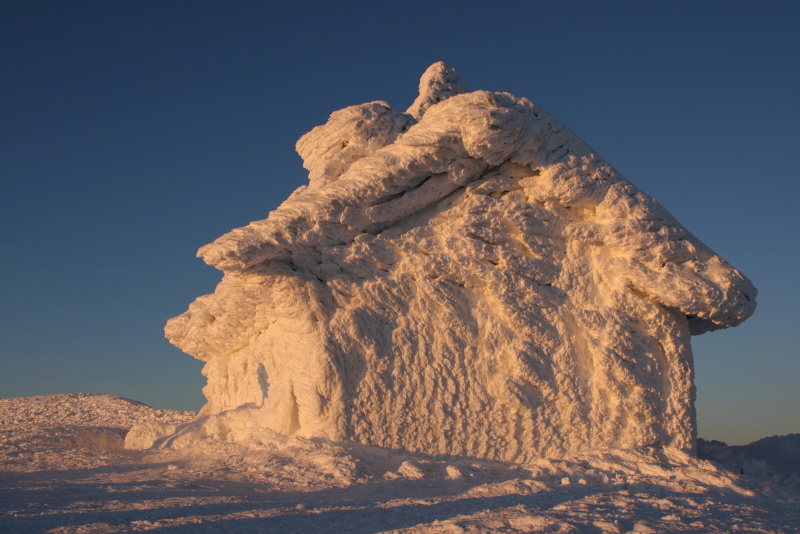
[699,435,800,482]
[734,433,800,475]
[0,393,194,429]
[0,394,195,473]
[0,393,194,453]
[151,62,756,461]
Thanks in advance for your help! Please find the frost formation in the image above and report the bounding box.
[133,62,757,461]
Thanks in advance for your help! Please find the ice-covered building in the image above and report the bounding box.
[128,63,756,461]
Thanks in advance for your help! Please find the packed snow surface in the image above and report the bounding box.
[144,62,757,461]
[1,394,798,533]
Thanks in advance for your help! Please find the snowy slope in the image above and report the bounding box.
[0,393,194,429]
[0,394,194,473]
[1,394,797,533]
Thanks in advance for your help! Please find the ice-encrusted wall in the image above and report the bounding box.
[128,63,756,461]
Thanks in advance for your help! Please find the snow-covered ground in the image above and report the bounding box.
[0,395,797,533]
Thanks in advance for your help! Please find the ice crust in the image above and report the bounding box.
[140,63,757,461]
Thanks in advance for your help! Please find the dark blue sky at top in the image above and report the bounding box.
[1,1,798,444]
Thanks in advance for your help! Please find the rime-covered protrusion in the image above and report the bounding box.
[296,101,414,188]
[132,63,757,461]
[406,61,468,120]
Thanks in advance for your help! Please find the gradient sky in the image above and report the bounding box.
[2,1,798,446]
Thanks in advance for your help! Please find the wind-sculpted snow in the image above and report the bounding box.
[139,62,757,461]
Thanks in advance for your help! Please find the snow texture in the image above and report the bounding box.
[1,395,798,533]
[0,394,195,472]
[146,62,757,461]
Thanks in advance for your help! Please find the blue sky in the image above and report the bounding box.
[1,1,798,445]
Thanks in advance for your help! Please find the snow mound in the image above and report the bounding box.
[148,63,757,461]
[0,393,193,429]
[0,394,195,471]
